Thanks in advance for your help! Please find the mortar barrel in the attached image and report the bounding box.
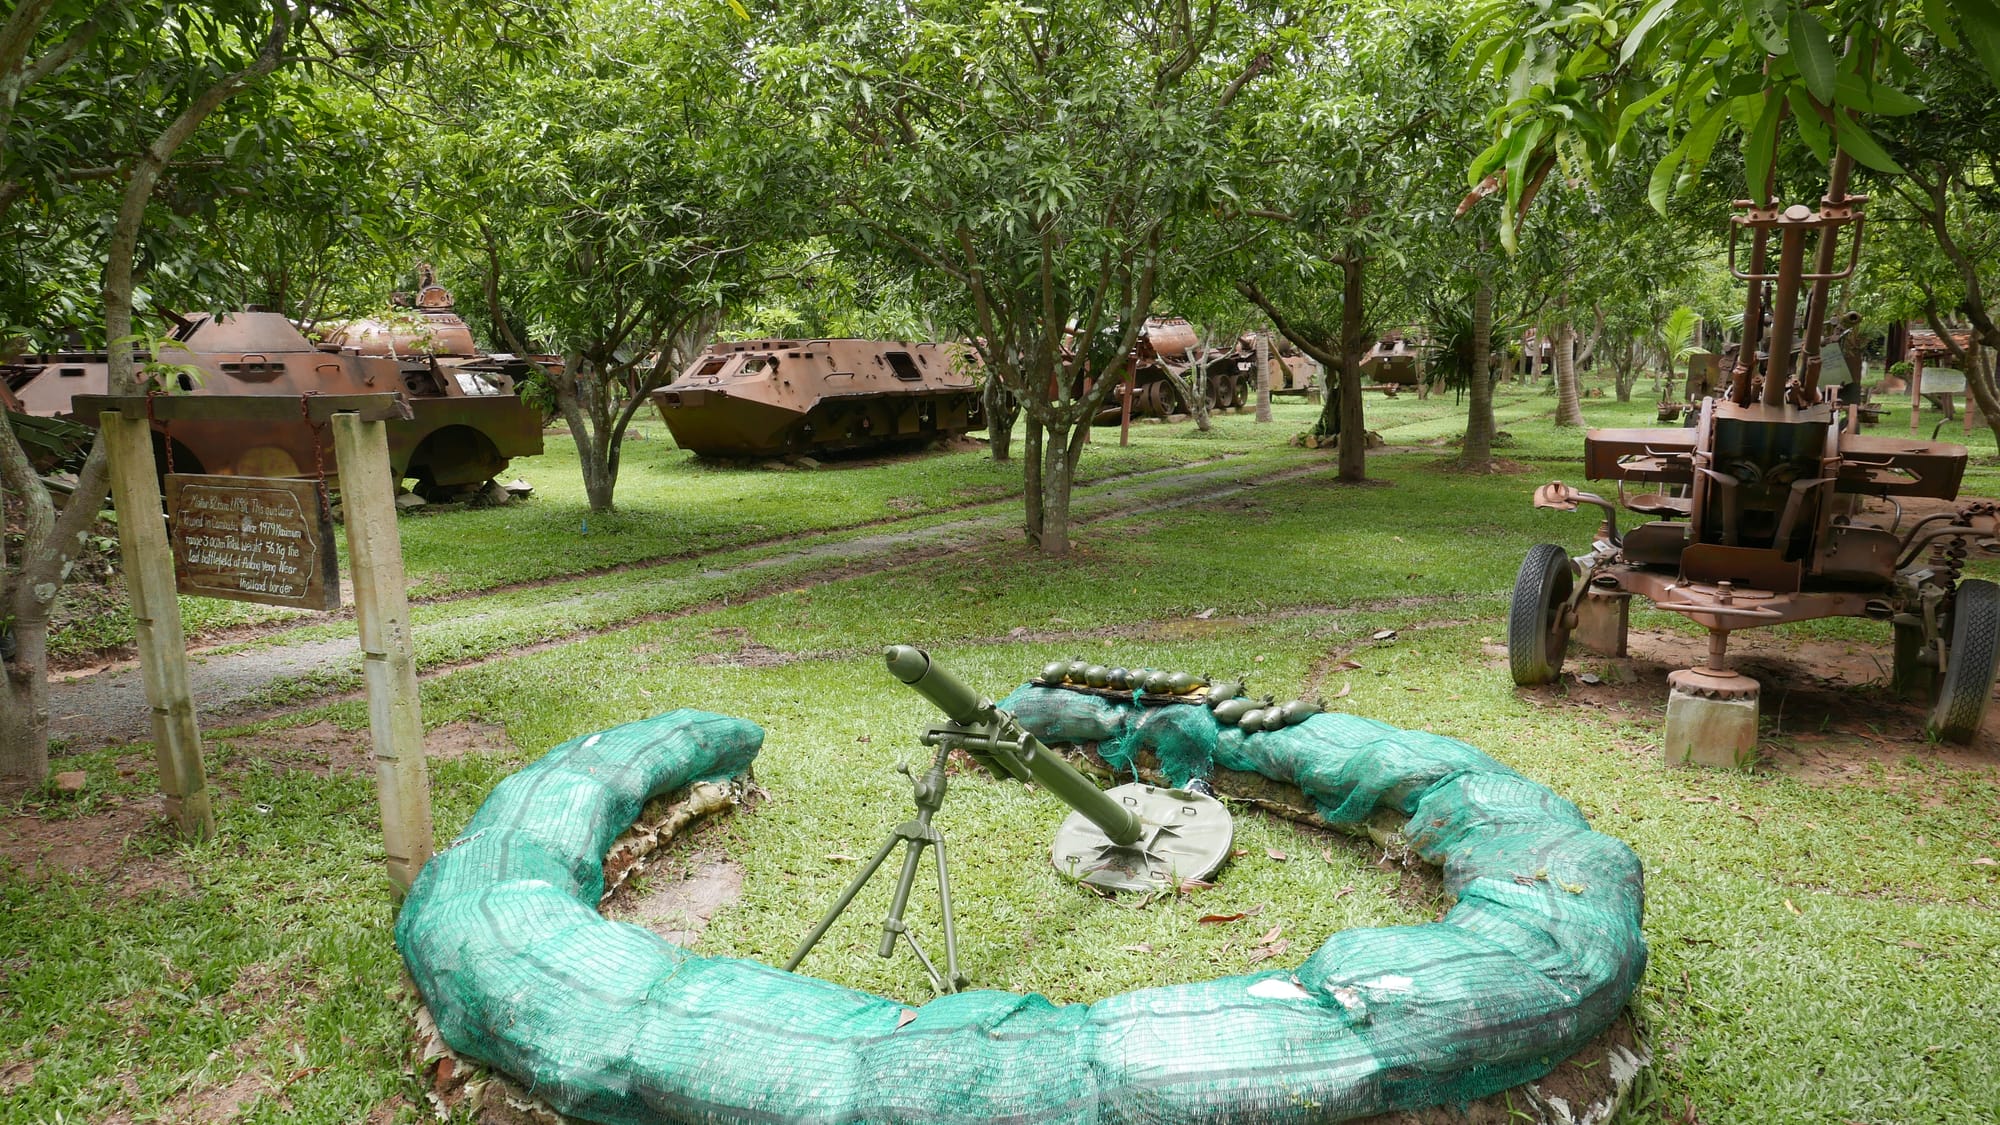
[884,645,1142,845]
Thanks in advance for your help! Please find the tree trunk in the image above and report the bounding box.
[1578,304,1605,372]
[1553,319,1584,426]
[1462,282,1496,470]
[553,356,617,512]
[1614,339,1639,402]
[985,378,1016,460]
[0,615,49,780]
[1156,363,1209,432]
[1336,253,1367,483]
[1,424,110,781]
[1253,333,1272,423]
[1037,417,1071,557]
[1022,414,1044,548]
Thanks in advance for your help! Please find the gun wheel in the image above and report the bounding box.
[1509,543,1576,686]
[1928,578,2000,744]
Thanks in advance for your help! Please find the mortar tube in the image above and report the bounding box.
[886,645,1141,845]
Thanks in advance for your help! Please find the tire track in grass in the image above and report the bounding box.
[52,457,1340,748]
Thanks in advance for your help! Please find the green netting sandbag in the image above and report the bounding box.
[398,696,1644,1124]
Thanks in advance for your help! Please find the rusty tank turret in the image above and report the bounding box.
[3,290,542,496]
[650,338,981,458]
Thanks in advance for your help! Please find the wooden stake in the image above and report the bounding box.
[100,413,213,840]
[332,413,433,898]
[1910,355,1924,434]
[1119,357,1135,446]
[1254,332,1273,423]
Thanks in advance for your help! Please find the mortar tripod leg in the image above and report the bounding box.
[933,836,966,992]
[878,835,930,959]
[785,830,902,972]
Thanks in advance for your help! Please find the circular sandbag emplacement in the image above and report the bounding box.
[399,700,1648,1123]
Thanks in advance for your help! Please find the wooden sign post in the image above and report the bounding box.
[86,393,432,900]
[101,413,214,841]
[331,413,433,894]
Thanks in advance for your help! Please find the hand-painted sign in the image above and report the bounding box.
[164,474,339,610]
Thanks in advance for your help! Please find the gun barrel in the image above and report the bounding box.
[885,645,1141,846]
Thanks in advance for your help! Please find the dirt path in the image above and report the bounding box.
[48,457,1336,751]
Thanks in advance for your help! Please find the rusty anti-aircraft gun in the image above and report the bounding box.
[1511,154,2000,754]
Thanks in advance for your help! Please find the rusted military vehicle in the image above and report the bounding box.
[1359,331,1424,393]
[651,338,981,458]
[1513,157,2000,745]
[1090,318,1265,423]
[3,296,542,497]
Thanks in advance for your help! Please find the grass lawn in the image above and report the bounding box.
[6,380,1999,1124]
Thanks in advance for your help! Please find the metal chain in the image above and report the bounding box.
[300,391,332,524]
[146,389,175,476]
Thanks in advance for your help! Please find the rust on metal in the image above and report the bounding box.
[4,276,542,497]
[1518,154,1998,714]
[164,473,339,610]
[1358,330,1424,393]
[651,338,982,458]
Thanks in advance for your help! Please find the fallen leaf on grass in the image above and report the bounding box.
[1370,629,1398,641]
[1175,877,1213,895]
[1120,943,1153,953]
[1784,898,1801,915]
[1194,608,1216,620]
[1972,857,1997,866]
[1199,913,1247,924]
[960,585,978,593]
[1897,939,1926,950]
[1231,848,1248,858]
[1248,938,1291,964]
[1335,659,1364,671]
[825,854,858,862]
[1332,682,1352,699]
[1257,924,1283,945]
[1266,849,1288,862]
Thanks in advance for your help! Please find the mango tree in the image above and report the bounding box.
[760,1,1276,556]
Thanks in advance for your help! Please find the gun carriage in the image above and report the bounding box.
[1512,156,2000,749]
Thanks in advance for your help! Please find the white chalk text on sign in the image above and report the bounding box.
[165,474,340,610]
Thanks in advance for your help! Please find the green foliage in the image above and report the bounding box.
[1659,304,1702,365]
[1457,0,2000,246]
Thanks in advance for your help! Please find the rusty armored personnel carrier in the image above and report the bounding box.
[1513,156,2000,749]
[3,297,542,496]
[1360,331,1424,393]
[651,338,981,459]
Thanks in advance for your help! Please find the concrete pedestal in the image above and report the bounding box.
[1664,667,1760,769]
[1574,591,1631,657]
